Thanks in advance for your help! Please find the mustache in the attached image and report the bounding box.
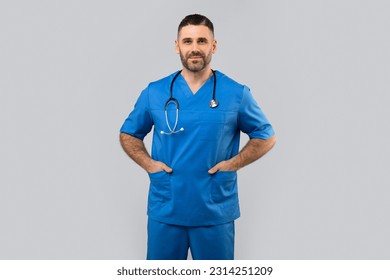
[187,52,205,58]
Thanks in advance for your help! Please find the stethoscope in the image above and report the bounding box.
[161,70,219,135]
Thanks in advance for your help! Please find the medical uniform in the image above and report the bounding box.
[120,70,274,259]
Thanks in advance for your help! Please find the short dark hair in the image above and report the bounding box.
[178,14,214,36]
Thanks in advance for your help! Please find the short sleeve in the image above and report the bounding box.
[238,86,275,139]
[120,87,153,140]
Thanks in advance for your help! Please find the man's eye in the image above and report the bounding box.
[183,40,192,44]
[198,39,207,44]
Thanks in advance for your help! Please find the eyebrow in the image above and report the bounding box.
[181,37,209,42]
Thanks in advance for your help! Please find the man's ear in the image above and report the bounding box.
[175,40,179,54]
[212,40,217,54]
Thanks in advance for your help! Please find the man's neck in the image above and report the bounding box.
[181,67,213,94]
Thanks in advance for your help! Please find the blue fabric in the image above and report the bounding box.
[147,218,234,260]
[121,71,274,226]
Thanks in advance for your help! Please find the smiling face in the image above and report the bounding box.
[175,25,217,73]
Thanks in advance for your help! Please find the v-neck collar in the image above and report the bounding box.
[178,72,214,96]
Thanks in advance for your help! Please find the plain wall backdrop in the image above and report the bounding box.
[1,0,389,259]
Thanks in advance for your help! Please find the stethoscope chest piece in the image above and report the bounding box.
[209,99,219,108]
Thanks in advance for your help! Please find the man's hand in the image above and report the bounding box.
[208,159,238,174]
[146,159,173,174]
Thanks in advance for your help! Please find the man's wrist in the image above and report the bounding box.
[226,158,241,171]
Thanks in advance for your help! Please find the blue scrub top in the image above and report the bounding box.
[120,71,274,226]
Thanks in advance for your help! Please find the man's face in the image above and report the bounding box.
[175,25,217,73]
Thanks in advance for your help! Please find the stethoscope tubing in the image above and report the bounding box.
[161,70,218,135]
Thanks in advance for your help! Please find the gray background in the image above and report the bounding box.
[1,0,389,259]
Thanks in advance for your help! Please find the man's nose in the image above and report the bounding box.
[191,42,200,52]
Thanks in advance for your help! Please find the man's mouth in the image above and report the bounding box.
[188,53,203,59]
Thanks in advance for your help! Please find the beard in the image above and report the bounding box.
[179,50,212,72]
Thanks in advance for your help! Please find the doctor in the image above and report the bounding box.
[120,14,276,260]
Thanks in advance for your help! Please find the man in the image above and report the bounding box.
[119,14,276,260]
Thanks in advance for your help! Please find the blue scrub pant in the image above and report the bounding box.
[147,218,235,260]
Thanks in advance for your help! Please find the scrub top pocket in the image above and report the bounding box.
[198,112,225,141]
[148,171,172,202]
[210,171,238,205]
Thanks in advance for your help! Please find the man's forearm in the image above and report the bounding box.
[119,133,172,173]
[231,136,276,170]
[208,135,276,173]
[119,133,152,171]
